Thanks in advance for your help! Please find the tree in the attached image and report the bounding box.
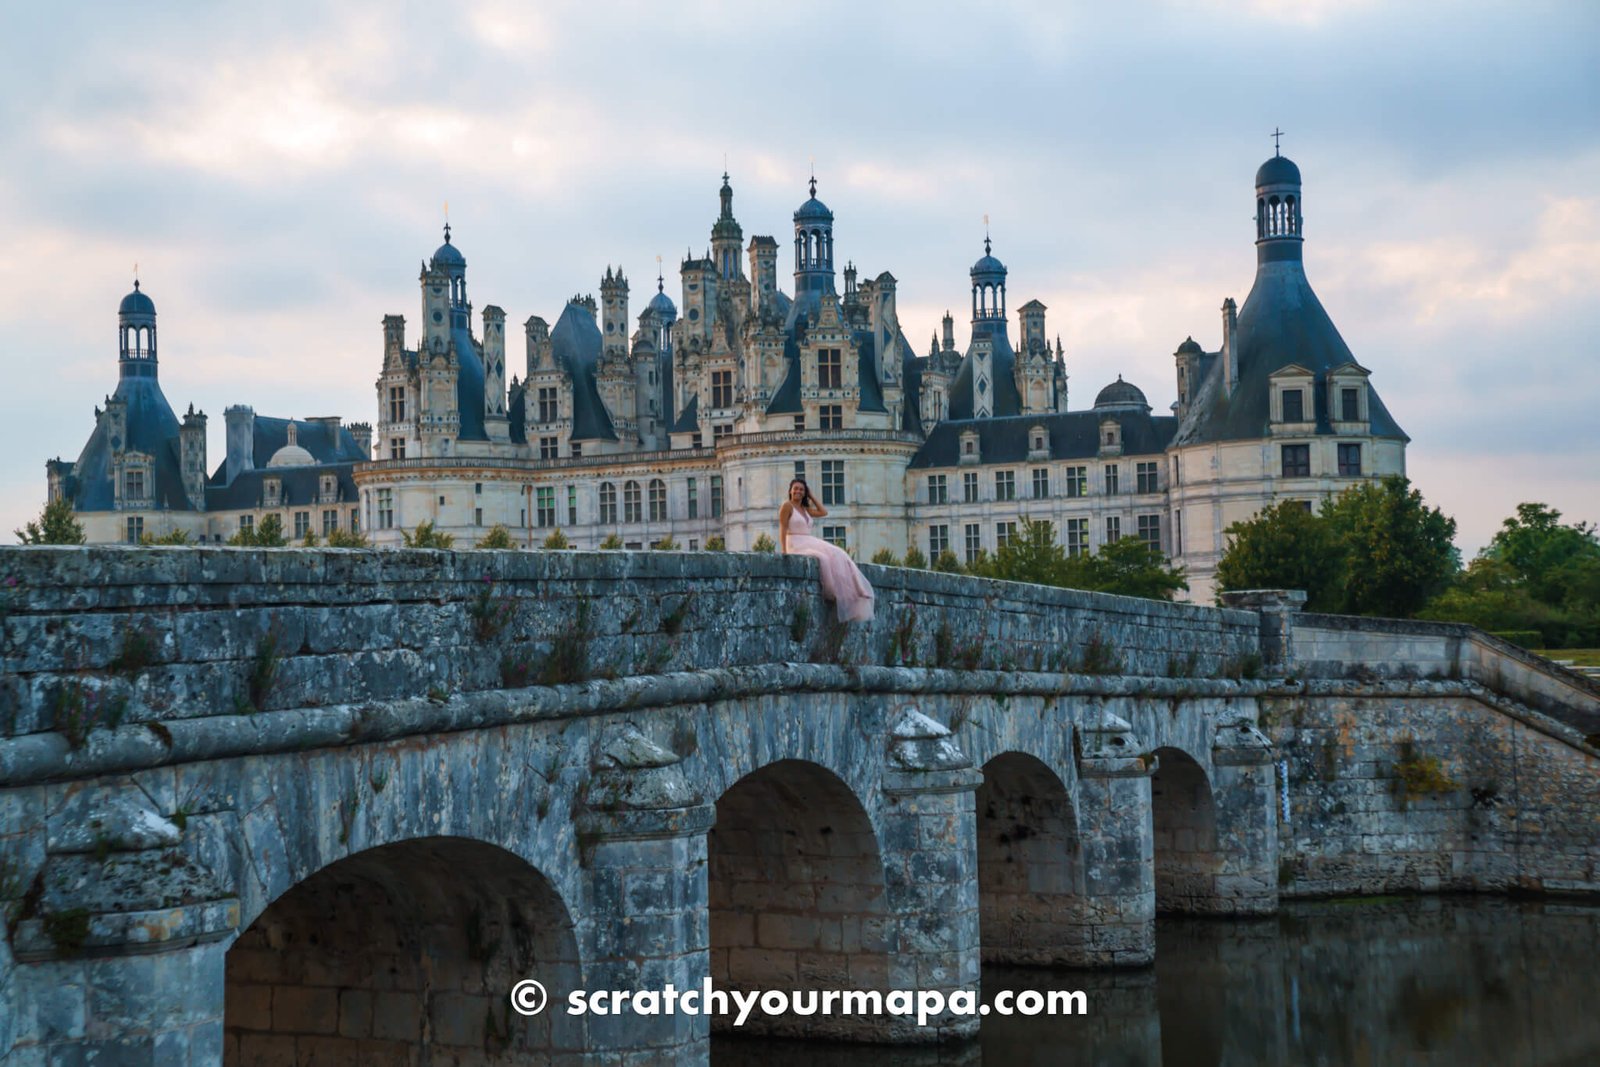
[1217,478,1457,618]
[299,530,320,547]
[599,533,623,550]
[1216,500,1343,611]
[653,535,680,550]
[1322,476,1457,617]
[902,545,928,569]
[870,547,900,566]
[402,521,454,549]
[751,533,776,553]
[15,497,86,545]
[1069,537,1189,602]
[475,524,516,549]
[139,528,192,545]
[982,518,1067,588]
[1482,503,1600,607]
[326,527,370,548]
[542,528,570,549]
[931,549,963,573]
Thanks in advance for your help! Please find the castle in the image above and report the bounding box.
[45,152,1408,601]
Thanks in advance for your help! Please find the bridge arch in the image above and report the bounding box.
[976,751,1083,965]
[1150,746,1224,914]
[223,836,583,1063]
[708,758,890,1040]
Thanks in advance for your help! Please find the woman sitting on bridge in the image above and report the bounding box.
[780,478,875,623]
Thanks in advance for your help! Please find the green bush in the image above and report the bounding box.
[902,546,928,569]
[542,528,570,549]
[404,521,455,549]
[751,533,776,553]
[475,524,516,549]
[599,533,624,550]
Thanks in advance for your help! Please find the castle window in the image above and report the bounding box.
[350,509,359,532]
[818,348,842,389]
[322,510,338,536]
[388,387,406,423]
[1105,516,1120,543]
[794,415,806,431]
[540,436,559,460]
[1136,462,1159,494]
[963,471,979,503]
[795,461,806,480]
[125,516,143,543]
[821,461,845,506]
[929,524,949,559]
[474,508,483,527]
[1341,387,1361,423]
[822,525,847,549]
[1103,464,1119,495]
[624,481,642,523]
[687,477,698,519]
[1282,388,1305,423]
[648,479,667,522]
[996,521,1016,548]
[712,371,733,409]
[124,470,145,501]
[710,476,724,518]
[390,438,406,460]
[1065,465,1087,498]
[570,442,582,458]
[537,487,556,527]
[475,483,482,494]
[1174,509,1181,555]
[1032,468,1049,498]
[294,511,309,539]
[568,486,578,526]
[241,514,255,535]
[264,479,282,507]
[995,470,1015,502]
[1138,514,1161,552]
[964,523,982,564]
[927,474,947,505]
[1338,443,1362,476]
[1281,444,1311,478]
[599,482,617,524]
[713,423,733,443]
[376,491,392,529]
[1066,518,1088,557]
[819,404,842,430]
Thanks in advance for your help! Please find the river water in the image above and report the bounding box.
[712,896,1600,1066]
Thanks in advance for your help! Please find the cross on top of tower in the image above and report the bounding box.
[1272,127,1285,156]
[983,214,991,255]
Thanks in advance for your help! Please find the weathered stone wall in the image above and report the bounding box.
[1267,685,1600,898]
[0,545,1259,749]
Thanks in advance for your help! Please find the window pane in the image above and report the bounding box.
[1282,389,1304,422]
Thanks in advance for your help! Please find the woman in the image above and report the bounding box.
[779,477,875,623]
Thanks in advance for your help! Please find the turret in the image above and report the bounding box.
[483,304,509,441]
[748,236,778,319]
[1175,336,1203,417]
[118,280,158,380]
[180,405,207,509]
[711,174,745,282]
[792,176,836,315]
[224,405,255,485]
[525,316,552,375]
[601,266,630,354]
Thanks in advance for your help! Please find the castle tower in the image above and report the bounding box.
[970,234,1007,336]
[482,304,509,442]
[118,280,158,379]
[180,404,207,508]
[601,266,630,354]
[711,174,745,283]
[747,236,779,320]
[792,175,836,318]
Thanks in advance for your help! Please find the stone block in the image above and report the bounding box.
[371,991,423,1042]
[272,985,338,1035]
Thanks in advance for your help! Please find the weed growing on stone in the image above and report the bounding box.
[1166,651,1199,679]
[53,676,127,750]
[1077,632,1124,675]
[337,790,360,846]
[809,615,851,666]
[538,601,594,685]
[500,647,536,688]
[467,576,517,643]
[1391,739,1458,807]
[638,638,676,675]
[883,606,919,667]
[1220,651,1264,681]
[243,627,282,712]
[660,594,693,636]
[42,907,91,957]
[790,598,812,643]
[146,721,173,748]
[109,623,160,675]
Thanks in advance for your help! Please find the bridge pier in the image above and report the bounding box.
[1075,710,1158,966]
[1208,716,1280,915]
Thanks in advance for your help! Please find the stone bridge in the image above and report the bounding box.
[0,548,1595,1065]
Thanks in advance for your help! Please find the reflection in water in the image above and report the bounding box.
[712,897,1600,1067]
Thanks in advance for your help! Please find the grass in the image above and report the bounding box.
[1535,648,1600,667]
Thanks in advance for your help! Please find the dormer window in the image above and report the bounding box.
[1341,388,1360,422]
[264,478,282,507]
[1327,364,1371,427]
[958,430,981,465]
[1270,365,1316,428]
[1028,425,1049,460]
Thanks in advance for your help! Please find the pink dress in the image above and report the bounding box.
[784,506,875,623]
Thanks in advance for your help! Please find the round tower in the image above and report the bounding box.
[118,280,158,379]
[970,235,1007,331]
[793,176,836,300]
[1254,152,1303,264]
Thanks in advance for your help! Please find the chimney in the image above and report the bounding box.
[1222,298,1239,397]
[224,405,255,484]
[180,405,208,509]
[348,421,373,460]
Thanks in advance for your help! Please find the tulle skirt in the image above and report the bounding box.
[786,534,876,622]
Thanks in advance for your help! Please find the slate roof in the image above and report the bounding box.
[550,301,618,441]
[452,324,489,442]
[946,327,1023,420]
[910,410,1177,469]
[203,416,368,510]
[670,394,700,434]
[66,375,187,511]
[1172,261,1408,447]
[204,464,359,511]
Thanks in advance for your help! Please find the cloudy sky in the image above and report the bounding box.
[3,0,1597,554]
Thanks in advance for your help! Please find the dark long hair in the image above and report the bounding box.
[788,478,816,510]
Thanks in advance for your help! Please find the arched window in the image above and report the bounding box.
[599,482,617,524]
[624,480,642,523]
[648,479,667,522]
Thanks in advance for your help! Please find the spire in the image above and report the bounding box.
[1272,126,1284,156]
